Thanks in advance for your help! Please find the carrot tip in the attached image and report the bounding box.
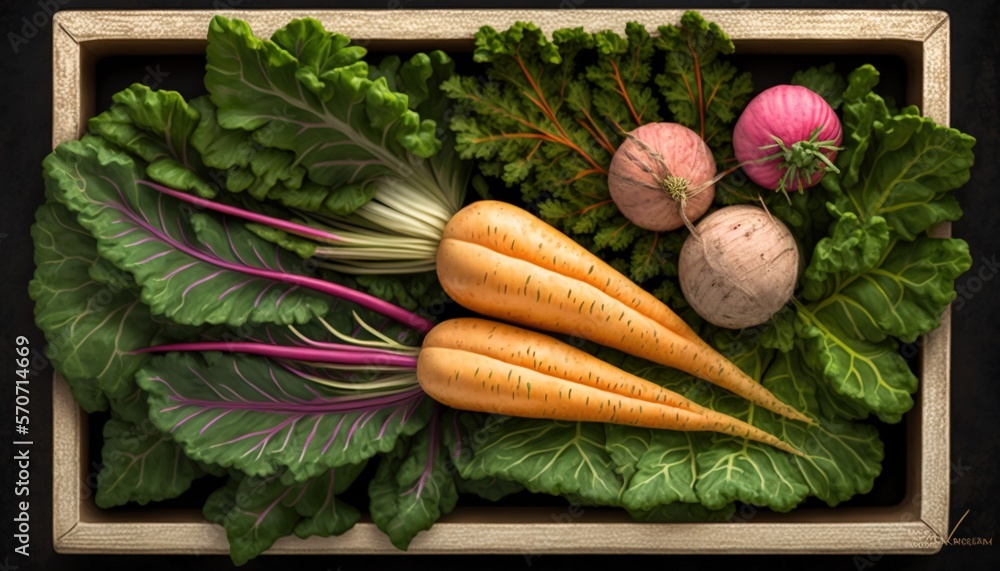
[785,443,807,457]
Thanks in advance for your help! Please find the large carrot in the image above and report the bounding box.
[418,318,803,456]
[436,200,812,425]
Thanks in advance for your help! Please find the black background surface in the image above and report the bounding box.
[0,1,997,570]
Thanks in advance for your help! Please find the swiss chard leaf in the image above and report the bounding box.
[793,310,916,424]
[786,64,974,422]
[205,17,445,201]
[204,462,364,565]
[43,137,337,327]
[690,334,882,510]
[29,201,180,404]
[369,413,459,550]
[89,84,358,230]
[137,351,433,481]
[806,236,971,344]
[605,424,707,510]
[601,335,883,513]
[95,418,207,508]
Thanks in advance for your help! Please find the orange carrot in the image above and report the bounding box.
[436,200,812,425]
[418,318,803,456]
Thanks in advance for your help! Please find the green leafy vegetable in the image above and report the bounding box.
[653,11,754,151]
[204,462,364,565]
[96,418,207,508]
[448,413,625,506]
[29,201,183,406]
[138,351,434,481]
[825,65,975,240]
[791,63,847,110]
[369,413,459,550]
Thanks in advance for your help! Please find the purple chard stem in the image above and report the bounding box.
[137,341,419,368]
[137,180,342,244]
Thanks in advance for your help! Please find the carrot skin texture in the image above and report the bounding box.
[417,319,803,456]
[441,200,702,343]
[437,201,812,425]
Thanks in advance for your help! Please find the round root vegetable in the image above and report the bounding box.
[608,122,717,231]
[733,84,842,194]
[679,205,799,329]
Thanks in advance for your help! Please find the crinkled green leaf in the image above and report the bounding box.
[43,137,335,327]
[95,418,206,508]
[683,334,883,510]
[600,334,882,513]
[448,412,624,505]
[605,424,706,510]
[801,207,891,301]
[369,415,459,550]
[92,85,362,220]
[205,16,442,190]
[793,310,915,424]
[808,236,971,344]
[791,63,846,110]
[759,306,797,353]
[204,463,363,565]
[138,351,433,480]
[824,66,975,240]
[28,201,179,404]
[88,85,217,198]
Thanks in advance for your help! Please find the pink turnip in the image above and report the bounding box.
[733,85,842,194]
[678,205,799,329]
[608,122,717,232]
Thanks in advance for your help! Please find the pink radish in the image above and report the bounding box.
[733,85,842,194]
[608,122,717,232]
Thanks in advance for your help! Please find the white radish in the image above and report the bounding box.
[678,205,799,329]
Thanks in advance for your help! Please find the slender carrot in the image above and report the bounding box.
[436,201,812,425]
[418,318,803,456]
